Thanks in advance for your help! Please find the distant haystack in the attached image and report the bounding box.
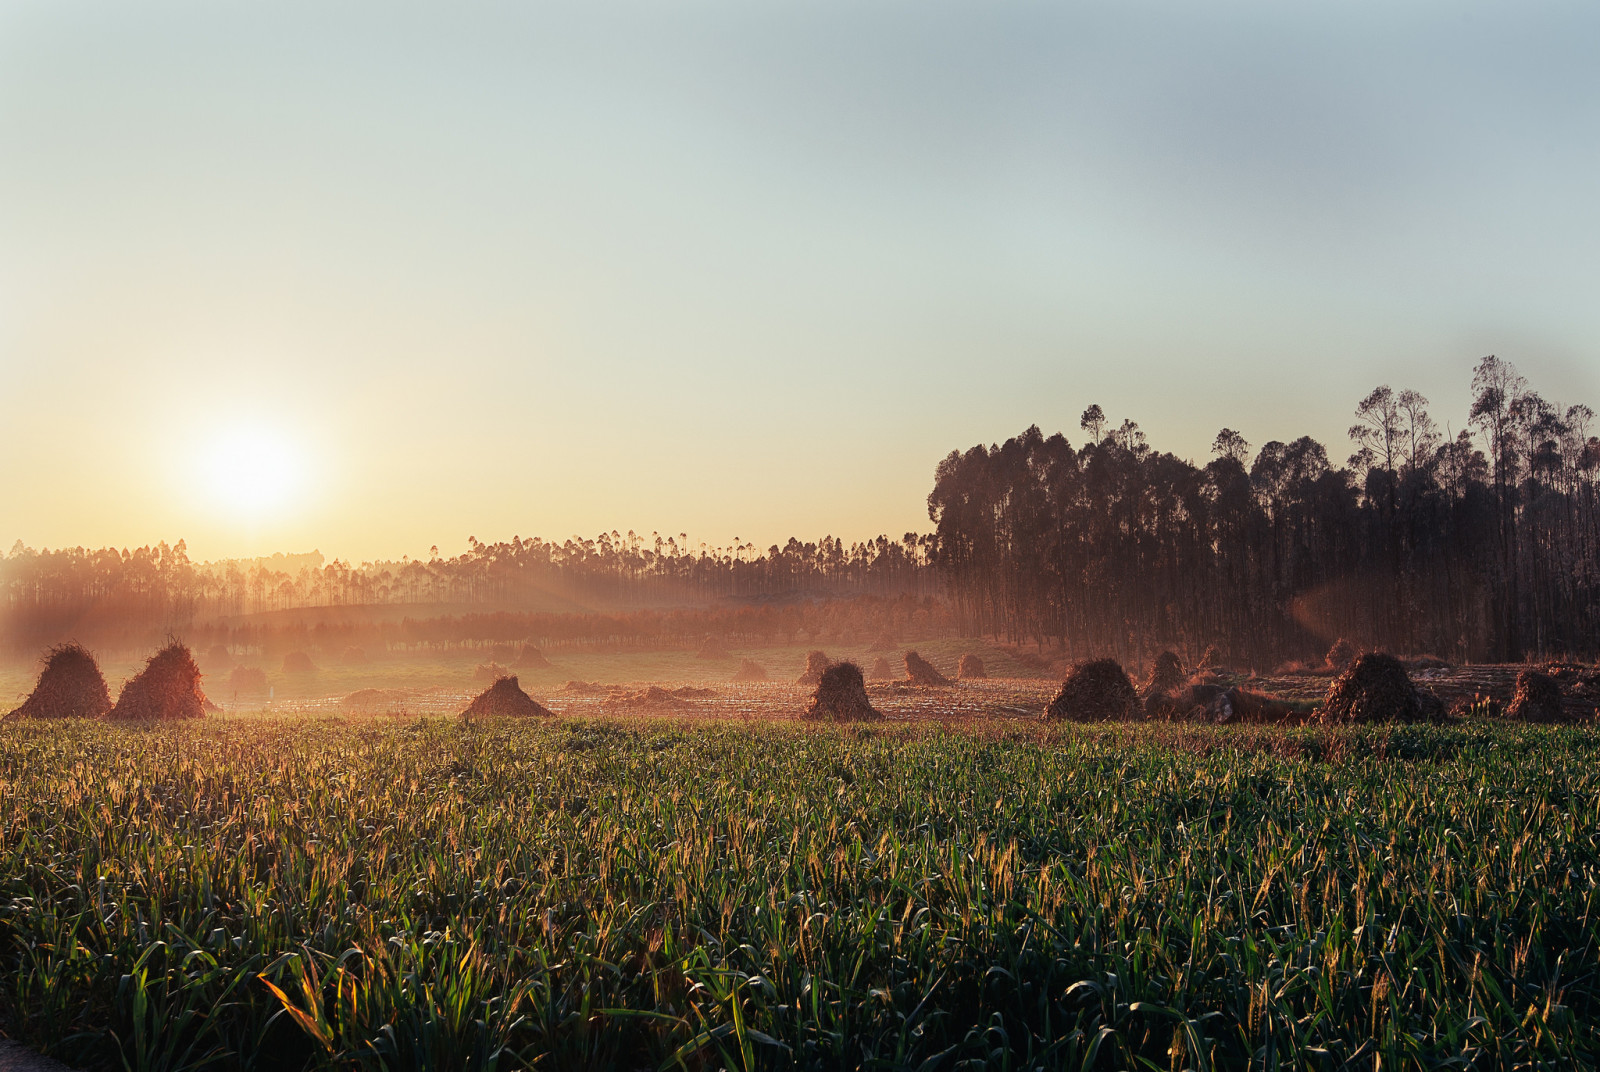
[340,646,369,665]
[802,662,881,722]
[695,636,732,660]
[1325,638,1358,673]
[1044,659,1138,722]
[473,661,512,685]
[203,644,233,668]
[1506,668,1567,723]
[343,687,408,712]
[956,654,987,680]
[8,643,112,720]
[615,685,680,707]
[516,642,551,669]
[868,656,894,680]
[903,650,952,686]
[1321,652,1444,724]
[462,675,553,719]
[281,650,317,673]
[867,631,899,653]
[229,666,270,694]
[672,686,717,698]
[731,659,769,682]
[109,641,209,721]
[562,680,612,695]
[1143,651,1186,696]
[797,650,831,686]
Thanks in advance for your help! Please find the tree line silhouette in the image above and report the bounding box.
[928,356,1599,664]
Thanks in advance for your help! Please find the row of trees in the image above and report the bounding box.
[0,531,939,652]
[928,356,1600,664]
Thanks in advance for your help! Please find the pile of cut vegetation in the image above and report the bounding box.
[695,637,731,660]
[1320,652,1445,724]
[229,666,270,694]
[957,654,987,680]
[203,644,233,668]
[867,631,899,653]
[109,641,210,721]
[281,650,317,673]
[473,661,511,685]
[797,650,831,686]
[462,676,553,719]
[802,662,881,722]
[341,646,368,664]
[615,686,681,707]
[7,643,112,720]
[516,642,550,668]
[1505,668,1569,723]
[903,650,952,686]
[1044,659,1137,722]
[1140,651,1188,718]
[869,656,894,680]
[731,658,768,682]
[562,680,616,695]
[1325,638,1358,673]
[343,687,409,712]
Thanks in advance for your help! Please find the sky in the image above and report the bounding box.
[2,0,1597,563]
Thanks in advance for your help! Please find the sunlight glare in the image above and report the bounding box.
[200,422,306,520]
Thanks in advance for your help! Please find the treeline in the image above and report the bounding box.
[928,356,1600,664]
[187,596,953,660]
[0,531,937,653]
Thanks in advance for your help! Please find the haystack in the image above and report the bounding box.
[229,666,270,694]
[802,662,882,722]
[343,687,407,712]
[731,658,768,682]
[867,632,899,653]
[1143,651,1186,696]
[957,654,987,680]
[903,650,952,686]
[1044,659,1138,722]
[695,636,732,660]
[1320,652,1444,724]
[1140,651,1189,719]
[516,642,551,668]
[341,646,369,665]
[1325,638,1357,672]
[282,650,317,673]
[203,644,233,668]
[1506,668,1567,723]
[8,643,112,720]
[562,680,612,695]
[616,686,680,707]
[797,650,831,686]
[672,686,716,698]
[462,676,554,719]
[868,656,894,680]
[108,641,209,721]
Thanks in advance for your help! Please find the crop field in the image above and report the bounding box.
[1,716,1597,1071]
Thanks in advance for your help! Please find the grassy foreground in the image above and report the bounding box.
[1,718,1597,1070]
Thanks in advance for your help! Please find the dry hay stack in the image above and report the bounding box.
[281,650,317,673]
[797,650,831,686]
[802,661,882,722]
[869,656,894,680]
[340,646,369,665]
[229,666,269,694]
[8,643,112,720]
[109,641,210,722]
[903,650,952,686]
[203,644,233,668]
[695,636,732,660]
[462,676,554,719]
[616,685,681,707]
[1506,668,1569,723]
[562,680,613,695]
[671,686,717,698]
[1139,651,1189,719]
[516,642,551,668]
[957,654,988,680]
[343,687,408,712]
[1325,638,1358,673]
[866,632,899,653]
[1044,659,1138,722]
[473,661,512,685]
[731,658,768,682]
[1320,652,1445,724]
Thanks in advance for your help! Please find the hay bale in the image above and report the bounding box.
[1044,659,1138,722]
[695,636,732,660]
[802,662,882,722]
[731,658,768,682]
[340,646,368,665]
[229,666,269,694]
[8,643,112,720]
[1320,651,1443,724]
[462,675,554,718]
[516,642,551,668]
[797,650,831,686]
[281,650,317,673]
[1506,668,1568,723]
[957,654,987,680]
[903,650,952,686]
[108,641,210,722]
[1325,638,1357,672]
[868,656,894,680]
[473,661,511,685]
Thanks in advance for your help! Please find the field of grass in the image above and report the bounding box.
[2,716,1597,1070]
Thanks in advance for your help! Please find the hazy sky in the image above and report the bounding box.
[3,1,1597,562]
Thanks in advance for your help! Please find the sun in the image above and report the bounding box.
[199,422,307,519]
